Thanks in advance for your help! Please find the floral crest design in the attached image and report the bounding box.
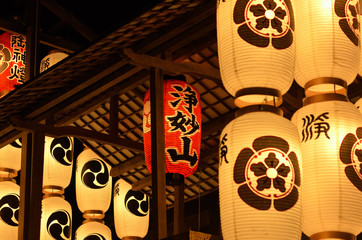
[339,127,362,191]
[233,0,295,49]
[335,0,360,46]
[234,136,300,211]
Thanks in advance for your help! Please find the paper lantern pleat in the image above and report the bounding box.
[291,100,362,237]
[0,138,22,178]
[219,111,302,240]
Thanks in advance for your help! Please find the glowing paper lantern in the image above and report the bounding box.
[40,195,72,240]
[291,100,362,239]
[0,32,26,94]
[40,51,69,73]
[355,98,362,113]
[294,0,359,94]
[75,149,111,219]
[216,0,295,107]
[143,76,201,178]
[0,180,20,239]
[113,179,149,239]
[219,111,302,240]
[43,136,74,194]
[0,138,22,178]
[75,220,112,240]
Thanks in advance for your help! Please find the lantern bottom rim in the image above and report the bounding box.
[234,87,282,108]
[310,231,356,240]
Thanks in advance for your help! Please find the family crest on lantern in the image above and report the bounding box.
[335,0,360,46]
[233,136,300,211]
[233,0,294,49]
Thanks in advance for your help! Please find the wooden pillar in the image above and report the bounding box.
[18,131,45,240]
[173,177,185,235]
[150,67,167,239]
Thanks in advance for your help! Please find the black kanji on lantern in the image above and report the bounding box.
[219,133,229,165]
[301,112,330,142]
[167,111,200,135]
[170,85,198,114]
[167,137,198,166]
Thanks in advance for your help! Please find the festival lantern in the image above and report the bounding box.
[0,138,22,178]
[0,31,26,96]
[0,179,20,239]
[40,51,69,73]
[216,0,296,107]
[40,195,72,240]
[113,179,149,240]
[218,110,302,240]
[355,98,362,113]
[294,0,359,96]
[42,136,74,195]
[75,148,111,220]
[291,99,362,240]
[75,220,112,240]
[143,75,201,179]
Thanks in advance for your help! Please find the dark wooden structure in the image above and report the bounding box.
[0,0,362,239]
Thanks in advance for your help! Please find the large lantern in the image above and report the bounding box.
[43,136,74,194]
[143,75,201,178]
[40,195,72,240]
[291,99,362,239]
[75,148,111,220]
[294,0,359,95]
[113,179,149,239]
[0,138,22,178]
[0,180,20,239]
[75,220,112,240]
[216,0,296,107]
[218,110,302,240]
[40,51,68,73]
[0,32,26,95]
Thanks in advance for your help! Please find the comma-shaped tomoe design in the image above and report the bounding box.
[340,127,362,191]
[234,136,300,211]
[47,210,72,240]
[0,194,19,226]
[335,0,360,46]
[84,234,106,240]
[234,0,295,49]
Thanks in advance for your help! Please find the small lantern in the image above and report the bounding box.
[291,99,362,239]
[113,179,149,239]
[0,138,22,178]
[218,110,302,240]
[43,136,74,194]
[216,0,296,107]
[0,180,20,239]
[0,32,26,95]
[75,148,111,220]
[40,51,69,73]
[40,195,72,240]
[143,75,201,178]
[294,0,359,95]
[75,220,112,240]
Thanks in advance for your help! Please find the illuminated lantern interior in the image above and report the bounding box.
[40,51,69,73]
[0,138,22,178]
[75,220,112,240]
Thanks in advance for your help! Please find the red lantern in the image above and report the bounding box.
[143,76,201,178]
[0,32,26,95]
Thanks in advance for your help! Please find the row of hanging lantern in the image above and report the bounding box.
[217,0,362,240]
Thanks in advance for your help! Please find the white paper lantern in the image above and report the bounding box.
[0,180,19,239]
[40,51,68,73]
[355,98,362,113]
[219,111,302,240]
[294,0,359,94]
[114,179,149,239]
[0,139,22,178]
[40,195,72,240]
[43,136,74,194]
[75,220,112,240]
[217,0,296,107]
[76,149,111,219]
[291,100,362,239]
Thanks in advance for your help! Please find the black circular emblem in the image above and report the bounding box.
[125,190,149,217]
[50,137,73,166]
[233,136,300,211]
[81,159,109,189]
[0,44,11,74]
[233,0,295,49]
[47,210,71,240]
[340,127,362,191]
[0,193,19,226]
[10,138,22,149]
[84,234,106,240]
[335,0,359,46]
